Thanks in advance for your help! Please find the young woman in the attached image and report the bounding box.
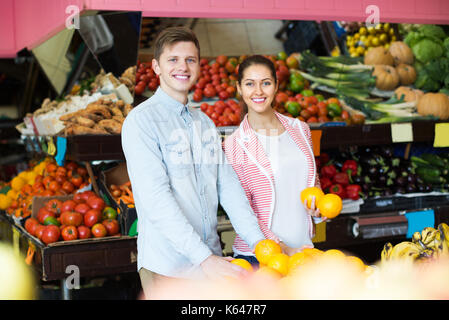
[223,55,325,266]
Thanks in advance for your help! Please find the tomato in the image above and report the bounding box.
[62,181,75,194]
[91,223,107,238]
[307,116,318,123]
[37,207,55,224]
[76,167,88,177]
[74,203,90,215]
[73,192,85,203]
[300,109,312,120]
[87,196,105,212]
[46,163,57,173]
[48,181,61,193]
[102,206,118,220]
[61,226,78,241]
[203,86,216,98]
[61,199,77,213]
[77,225,91,239]
[134,83,145,96]
[200,103,208,112]
[193,89,203,102]
[102,219,120,236]
[60,211,83,227]
[216,55,228,66]
[56,166,67,177]
[34,224,46,240]
[80,191,96,201]
[306,105,319,116]
[70,174,83,188]
[84,209,102,227]
[42,176,54,189]
[275,92,289,105]
[214,104,224,115]
[55,174,66,185]
[226,86,236,98]
[148,79,159,91]
[41,225,61,245]
[25,218,39,236]
[218,90,229,100]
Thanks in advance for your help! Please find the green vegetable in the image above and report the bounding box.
[416,167,446,184]
[327,103,342,117]
[420,153,449,168]
[404,24,446,64]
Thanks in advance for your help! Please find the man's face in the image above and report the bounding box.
[152,41,200,104]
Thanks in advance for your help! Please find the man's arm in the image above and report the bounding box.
[121,113,212,266]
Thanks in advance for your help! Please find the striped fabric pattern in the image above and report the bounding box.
[223,111,320,254]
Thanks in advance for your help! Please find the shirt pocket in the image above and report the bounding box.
[164,141,192,178]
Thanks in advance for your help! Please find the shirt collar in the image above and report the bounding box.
[154,87,191,116]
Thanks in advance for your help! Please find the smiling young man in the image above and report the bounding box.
[121,27,265,298]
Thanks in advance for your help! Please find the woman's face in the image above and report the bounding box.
[237,64,278,115]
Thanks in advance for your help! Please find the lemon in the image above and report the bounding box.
[379,33,388,44]
[349,46,356,54]
[391,35,397,42]
[350,52,360,58]
[356,46,365,55]
[353,33,360,40]
[384,43,391,49]
[374,23,383,32]
[11,176,26,191]
[383,23,391,33]
[389,28,395,36]
[367,26,376,35]
[0,194,12,210]
[371,37,380,47]
[359,27,367,35]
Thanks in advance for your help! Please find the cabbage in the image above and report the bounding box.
[412,38,444,63]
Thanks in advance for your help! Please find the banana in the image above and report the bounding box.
[389,241,422,261]
[437,224,449,257]
[381,242,393,262]
[438,223,449,244]
[412,231,422,244]
[421,227,438,246]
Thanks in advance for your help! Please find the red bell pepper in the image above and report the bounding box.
[346,184,362,200]
[320,177,332,192]
[342,160,358,177]
[333,172,350,186]
[320,164,337,179]
[329,184,346,199]
[320,153,330,165]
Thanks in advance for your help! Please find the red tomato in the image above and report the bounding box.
[195,78,207,90]
[91,223,107,238]
[76,167,88,177]
[84,209,102,228]
[80,191,96,201]
[25,218,39,236]
[61,226,78,241]
[148,79,159,91]
[307,116,318,123]
[45,199,63,216]
[64,161,78,171]
[87,196,105,212]
[306,105,318,116]
[200,103,209,112]
[77,225,91,239]
[74,203,90,215]
[61,200,77,213]
[214,104,224,115]
[73,192,85,204]
[134,83,145,96]
[226,86,236,98]
[206,105,214,116]
[102,219,120,236]
[37,207,55,224]
[62,181,75,194]
[60,211,83,227]
[34,224,46,240]
[193,89,203,102]
[218,90,229,100]
[41,225,61,245]
[203,86,216,98]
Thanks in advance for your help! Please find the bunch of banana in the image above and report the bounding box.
[381,223,449,264]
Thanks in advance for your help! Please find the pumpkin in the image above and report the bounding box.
[388,41,414,66]
[364,47,394,66]
[417,92,449,120]
[372,65,400,91]
[395,64,417,85]
[394,86,423,102]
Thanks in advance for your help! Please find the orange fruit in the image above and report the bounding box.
[255,239,282,265]
[300,187,324,209]
[11,177,26,192]
[317,193,342,219]
[345,256,366,272]
[230,258,254,272]
[322,249,346,259]
[302,247,324,258]
[254,266,282,280]
[267,253,290,276]
[288,252,309,274]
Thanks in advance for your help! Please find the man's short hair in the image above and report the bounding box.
[153,26,200,61]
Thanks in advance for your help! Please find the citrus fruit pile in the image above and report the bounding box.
[346,23,397,57]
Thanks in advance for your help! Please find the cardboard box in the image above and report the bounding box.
[98,162,137,236]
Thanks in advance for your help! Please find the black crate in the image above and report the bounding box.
[119,200,137,236]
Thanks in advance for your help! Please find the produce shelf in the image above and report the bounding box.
[61,119,447,161]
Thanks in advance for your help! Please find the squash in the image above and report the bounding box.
[364,47,394,66]
[394,86,423,102]
[372,65,400,91]
[417,92,449,120]
[388,41,414,66]
[395,64,417,85]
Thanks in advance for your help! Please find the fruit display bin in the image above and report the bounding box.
[65,134,125,162]
[16,221,137,282]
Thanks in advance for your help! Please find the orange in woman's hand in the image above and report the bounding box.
[300,187,324,209]
[316,193,342,219]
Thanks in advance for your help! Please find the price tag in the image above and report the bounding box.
[391,123,413,143]
[433,123,449,147]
